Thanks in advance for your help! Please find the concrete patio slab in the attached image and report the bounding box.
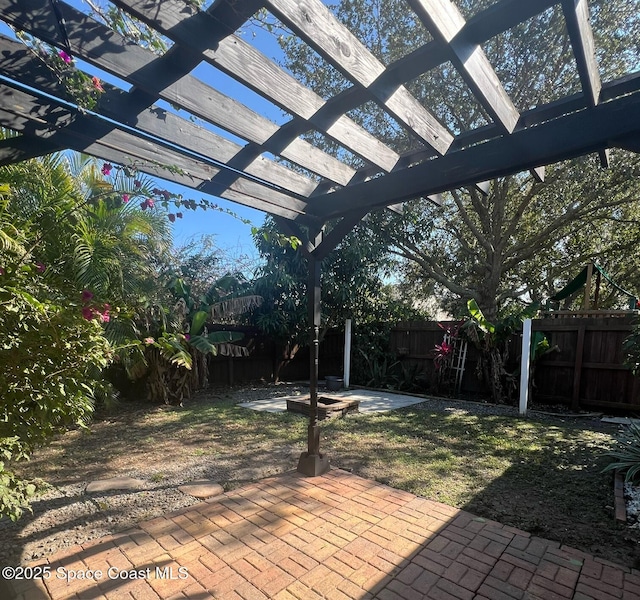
[4,469,634,600]
[240,388,430,414]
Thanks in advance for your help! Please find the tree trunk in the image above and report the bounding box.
[274,342,300,382]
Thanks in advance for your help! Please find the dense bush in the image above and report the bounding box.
[0,271,110,519]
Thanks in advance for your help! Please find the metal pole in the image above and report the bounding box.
[519,319,532,416]
[343,319,352,389]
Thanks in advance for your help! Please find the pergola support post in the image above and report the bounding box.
[297,254,330,476]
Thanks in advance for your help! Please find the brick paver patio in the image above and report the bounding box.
[4,469,637,599]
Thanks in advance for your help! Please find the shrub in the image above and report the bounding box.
[602,421,640,483]
[0,273,110,519]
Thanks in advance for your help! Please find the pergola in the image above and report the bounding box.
[1,0,639,475]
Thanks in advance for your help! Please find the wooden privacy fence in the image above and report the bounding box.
[391,316,640,413]
[207,325,343,385]
[532,315,640,412]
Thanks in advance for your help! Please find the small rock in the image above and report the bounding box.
[178,480,224,499]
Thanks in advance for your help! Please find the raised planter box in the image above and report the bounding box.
[287,396,359,420]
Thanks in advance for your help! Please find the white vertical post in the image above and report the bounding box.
[519,319,532,415]
[343,319,352,389]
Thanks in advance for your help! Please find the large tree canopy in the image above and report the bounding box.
[276,0,640,318]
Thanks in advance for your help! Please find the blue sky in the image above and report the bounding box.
[0,1,293,264]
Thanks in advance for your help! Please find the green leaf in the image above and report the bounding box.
[188,334,216,355]
[206,331,244,344]
[467,299,495,334]
[190,310,208,335]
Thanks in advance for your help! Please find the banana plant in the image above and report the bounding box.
[463,299,540,404]
[168,271,262,356]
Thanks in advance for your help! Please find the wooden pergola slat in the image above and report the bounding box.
[0,83,315,222]
[314,76,640,217]
[263,0,454,154]
[0,37,321,199]
[562,0,601,107]
[2,0,356,187]
[109,0,401,173]
[408,0,519,134]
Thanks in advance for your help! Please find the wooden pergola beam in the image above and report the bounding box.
[0,135,65,165]
[2,0,356,187]
[263,0,453,155]
[338,71,640,188]
[314,83,640,217]
[408,0,519,134]
[0,36,320,199]
[561,0,601,107]
[110,0,401,173]
[0,83,316,222]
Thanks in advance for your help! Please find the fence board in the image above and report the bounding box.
[206,325,343,385]
[390,316,640,412]
[532,315,639,411]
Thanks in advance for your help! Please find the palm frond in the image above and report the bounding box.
[104,317,140,347]
[157,337,193,369]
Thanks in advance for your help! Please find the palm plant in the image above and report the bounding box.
[602,422,640,483]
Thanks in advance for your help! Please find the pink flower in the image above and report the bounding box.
[168,213,176,223]
[81,289,94,303]
[101,313,110,323]
[58,50,72,64]
[144,337,155,345]
[146,198,154,209]
[36,262,46,273]
[101,163,112,176]
[92,76,104,92]
[122,194,130,203]
[82,306,94,320]
[0,267,5,276]
[184,334,190,341]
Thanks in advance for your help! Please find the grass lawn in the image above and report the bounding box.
[14,386,640,569]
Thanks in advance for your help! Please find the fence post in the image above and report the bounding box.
[519,319,532,415]
[344,319,352,389]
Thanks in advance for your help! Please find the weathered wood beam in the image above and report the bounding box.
[0,0,355,187]
[109,0,400,173]
[0,83,314,222]
[613,135,640,154]
[311,210,369,261]
[0,35,319,199]
[561,0,601,107]
[262,0,452,155]
[314,86,640,218]
[252,0,557,162]
[0,135,64,165]
[340,72,640,186]
[408,0,519,134]
[463,0,559,44]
